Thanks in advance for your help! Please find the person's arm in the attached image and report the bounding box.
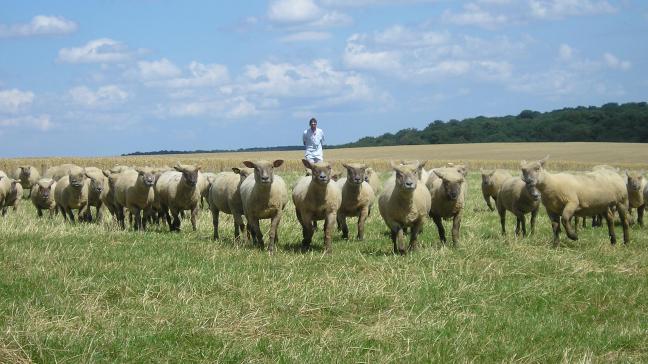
[320,129,325,146]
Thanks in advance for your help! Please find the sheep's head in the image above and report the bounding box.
[136,167,156,188]
[520,155,548,187]
[481,170,494,187]
[19,166,32,180]
[85,173,104,194]
[364,168,375,183]
[244,160,283,185]
[233,167,254,184]
[523,180,542,201]
[37,179,55,199]
[68,168,87,189]
[434,169,464,201]
[626,171,644,192]
[102,170,119,190]
[302,159,332,185]
[9,179,20,193]
[343,163,367,185]
[174,163,201,187]
[391,160,426,191]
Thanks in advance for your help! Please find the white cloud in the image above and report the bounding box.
[529,0,616,19]
[343,40,401,72]
[69,85,129,107]
[0,114,52,131]
[558,43,573,61]
[372,25,448,48]
[58,38,133,64]
[0,15,77,38]
[280,31,331,42]
[138,58,182,80]
[442,3,509,29]
[603,52,631,70]
[144,62,230,89]
[0,89,35,113]
[268,0,322,23]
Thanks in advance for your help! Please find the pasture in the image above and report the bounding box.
[1,143,648,362]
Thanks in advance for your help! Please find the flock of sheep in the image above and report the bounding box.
[0,156,645,254]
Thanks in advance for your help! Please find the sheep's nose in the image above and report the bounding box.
[354,177,362,183]
[405,181,414,188]
[261,176,270,183]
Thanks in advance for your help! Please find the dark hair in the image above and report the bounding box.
[309,118,317,124]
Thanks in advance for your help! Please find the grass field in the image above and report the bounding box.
[1,143,648,362]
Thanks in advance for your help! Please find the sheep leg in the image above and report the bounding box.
[616,203,630,245]
[483,191,494,211]
[530,208,538,235]
[211,208,220,240]
[170,208,181,232]
[95,202,103,223]
[301,215,314,251]
[190,207,198,231]
[324,213,336,254]
[515,217,521,237]
[37,208,43,218]
[268,212,282,254]
[132,207,142,231]
[638,205,644,227]
[1,207,6,217]
[432,214,446,244]
[357,206,369,241]
[67,208,75,224]
[451,211,462,246]
[250,218,264,248]
[560,204,578,241]
[408,220,422,252]
[498,207,506,235]
[520,214,527,237]
[604,208,617,245]
[339,213,349,240]
[233,213,245,240]
[548,213,561,247]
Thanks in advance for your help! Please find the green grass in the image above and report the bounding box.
[1,172,647,363]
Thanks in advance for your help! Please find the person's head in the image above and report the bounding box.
[309,118,317,130]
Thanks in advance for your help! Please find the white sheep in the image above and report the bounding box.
[14,165,40,197]
[427,167,467,246]
[240,160,288,253]
[114,167,157,230]
[364,167,381,195]
[496,177,541,237]
[31,178,58,218]
[521,156,630,246]
[625,170,646,226]
[208,167,253,240]
[53,167,90,224]
[481,169,513,211]
[156,163,202,232]
[1,179,23,216]
[378,161,430,254]
[83,167,107,222]
[335,163,375,241]
[44,163,81,181]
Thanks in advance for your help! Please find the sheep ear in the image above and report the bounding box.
[433,169,445,180]
[389,161,399,169]
[520,160,527,168]
[84,173,91,179]
[419,160,427,170]
[196,165,202,171]
[232,167,241,174]
[301,159,313,169]
[273,160,284,168]
[342,163,350,170]
[540,155,549,166]
[47,180,56,188]
[102,169,111,178]
[243,161,255,168]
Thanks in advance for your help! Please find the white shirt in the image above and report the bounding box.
[303,127,324,161]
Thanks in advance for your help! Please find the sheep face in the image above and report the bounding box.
[520,156,549,187]
[37,180,55,199]
[343,163,367,185]
[174,164,201,187]
[19,166,32,181]
[85,173,104,194]
[68,170,87,189]
[481,170,494,187]
[524,179,542,201]
[364,168,375,183]
[136,168,156,188]
[391,161,425,191]
[244,160,283,185]
[10,179,20,193]
[434,170,464,201]
[302,159,332,186]
[626,171,644,193]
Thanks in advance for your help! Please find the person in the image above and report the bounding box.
[302,117,324,163]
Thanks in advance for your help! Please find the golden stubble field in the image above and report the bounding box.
[2,142,647,174]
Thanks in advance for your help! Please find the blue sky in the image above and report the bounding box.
[0,0,646,157]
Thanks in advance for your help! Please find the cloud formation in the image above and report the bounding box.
[0,15,77,38]
[58,38,134,64]
[0,89,35,113]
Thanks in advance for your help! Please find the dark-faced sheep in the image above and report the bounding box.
[54,167,89,224]
[428,168,466,246]
[208,167,254,240]
[481,169,512,211]
[31,178,57,218]
[156,163,202,232]
[335,163,375,241]
[496,177,540,237]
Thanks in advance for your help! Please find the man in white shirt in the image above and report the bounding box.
[303,118,324,162]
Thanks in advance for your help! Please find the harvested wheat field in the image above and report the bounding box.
[1,142,648,362]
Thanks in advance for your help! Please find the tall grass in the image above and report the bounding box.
[1,169,647,362]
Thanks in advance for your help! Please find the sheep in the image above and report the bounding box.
[292,159,341,253]
[199,172,217,209]
[625,170,646,227]
[240,160,288,253]
[101,170,121,221]
[14,165,40,196]
[1,179,23,216]
[114,167,157,230]
[496,177,541,237]
[378,161,430,254]
[520,156,630,246]
[481,169,513,211]
[156,163,202,232]
[427,167,467,246]
[31,178,58,218]
[83,167,107,222]
[335,163,375,241]
[208,167,254,240]
[0,173,9,210]
[54,167,90,223]
[44,163,81,181]
[364,167,381,194]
